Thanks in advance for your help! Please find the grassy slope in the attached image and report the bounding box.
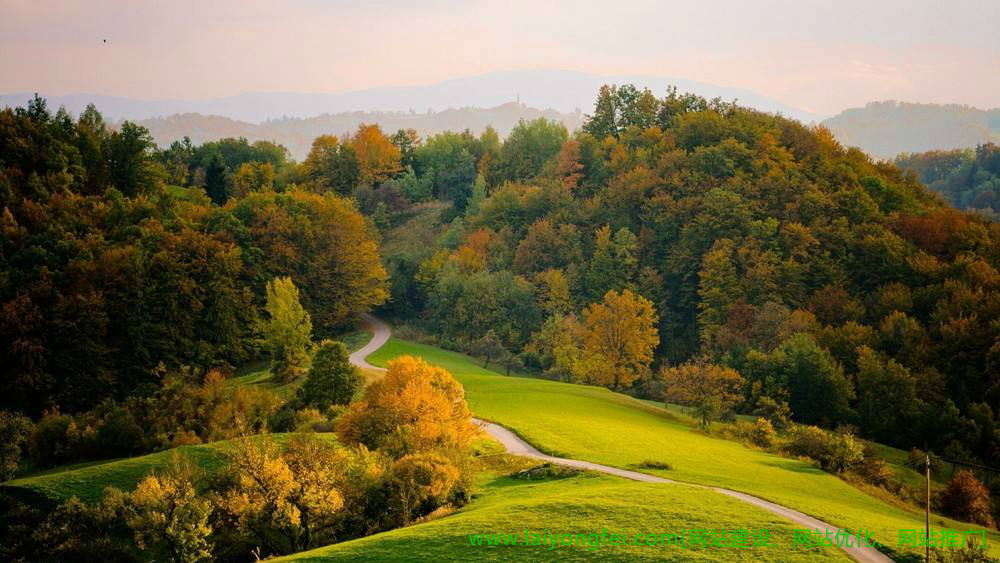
[366,338,1000,561]
[229,327,374,399]
[280,444,851,563]
[5,433,335,504]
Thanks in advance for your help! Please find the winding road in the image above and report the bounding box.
[349,314,894,563]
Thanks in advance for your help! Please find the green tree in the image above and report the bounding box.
[297,340,361,410]
[470,329,507,369]
[262,277,313,382]
[499,118,568,182]
[108,121,162,196]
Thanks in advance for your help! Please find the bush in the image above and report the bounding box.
[0,411,33,481]
[635,460,672,470]
[786,425,864,474]
[733,418,776,448]
[938,470,996,528]
[752,396,792,430]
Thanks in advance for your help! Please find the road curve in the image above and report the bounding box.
[349,315,894,563]
[349,313,390,371]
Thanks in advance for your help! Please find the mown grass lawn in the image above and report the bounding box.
[278,460,853,563]
[4,433,335,504]
[367,337,1000,561]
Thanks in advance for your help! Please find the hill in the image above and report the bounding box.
[823,101,1000,159]
[0,69,816,123]
[296,337,1000,562]
[137,103,586,160]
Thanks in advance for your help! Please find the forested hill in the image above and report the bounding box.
[137,103,585,160]
[823,100,1000,159]
[381,84,1000,468]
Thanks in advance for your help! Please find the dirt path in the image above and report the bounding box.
[349,315,895,563]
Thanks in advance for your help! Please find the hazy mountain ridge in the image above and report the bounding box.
[822,100,1000,160]
[139,103,586,160]
[0,69,817,124]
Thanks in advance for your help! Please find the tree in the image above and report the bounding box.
[0,410,32,481]
[855,346,918,443]
[127,455,212,563]
[579,289,658,390]
[203,152,229,204]
[938,470,995,528]
[262,277,312,382]
[336,356,475,458]
[660,362,744,428]
[387,452,461,526]
[352,124,402,186]
[107,121,162,196]
[470,329,507,369]
[231,161,274,197]
[219,433,345,555]
[303,135,359,195]
[297,340,361,410]
[499,118,568,182]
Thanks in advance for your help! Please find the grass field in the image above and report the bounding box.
[229,327,373,399]
[4,433,335,504]
[278,444,853,563]
[366,338,1000,561]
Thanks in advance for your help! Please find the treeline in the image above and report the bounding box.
[896,143,1000,219]
[381,85,1000,473]
[0,96,387,415]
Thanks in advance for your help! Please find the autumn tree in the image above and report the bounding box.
[388,452,462,526]
[660,362,745,428]
[578,289,658,390]
[302,135,359,195]
[219,433,345,555]
[231,160,275,197]
[262,277,312,382]
[336,356,475,458]
[938,470,996,528]
[297,340,361,410]
[352,124,402,186]
[127,454,212,563]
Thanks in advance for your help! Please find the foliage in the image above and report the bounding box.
[938,470,996,528]
[731,417,777,448]
[578,289,658,390]
[297,340,361,410]
[336,356,475,458]
[127,455,212,563]
[785,426,865,474]
[262,277,313,382]
[896,143,1000,218]
[660,362,744,428]
[0,410,32,481]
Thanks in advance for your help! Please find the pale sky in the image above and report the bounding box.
[2,0,998,116]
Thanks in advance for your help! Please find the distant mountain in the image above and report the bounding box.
[1,69,817,124]
[138,103,586,160]
[823,101,1000,160]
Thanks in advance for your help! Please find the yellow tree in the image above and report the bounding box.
[219,433,344,555]
[128,454,212,563]
[660,362,745,428]
[335,356,475,458]
[352,124,402,186]
[580,289,658,390]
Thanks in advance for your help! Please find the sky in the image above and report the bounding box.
[2,0,998,116]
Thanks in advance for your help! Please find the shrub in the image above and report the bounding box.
[785,425,864,474]
[752,396,792,430]
[938,470,996,528]
[635,460,672,470]
[733,418,776,448]
[0,410,33,481]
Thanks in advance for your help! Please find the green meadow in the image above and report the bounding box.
[365,337,1000,561]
